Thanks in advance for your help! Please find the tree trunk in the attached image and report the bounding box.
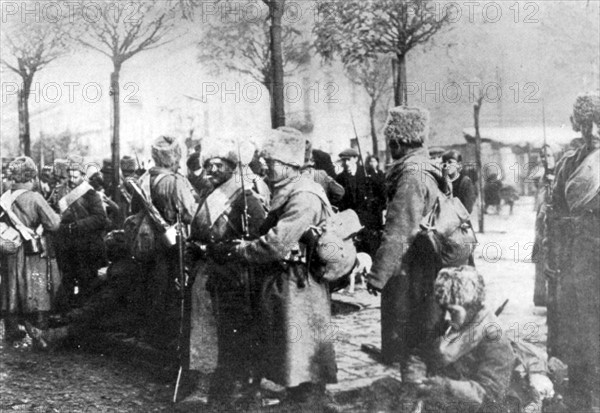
[269,0,285,128]
[18,76,32,156]
[474,96,485,233]
[393,53,408,106]
[110,65,121,200]
[369,98,379,156]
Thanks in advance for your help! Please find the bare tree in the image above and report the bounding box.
[314,0,450,106]
[75,0,183,197]
[1,21,70,156]
[197,0,309,128]
[346,55,393,155]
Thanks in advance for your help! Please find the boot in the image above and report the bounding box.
[3,315,25,343]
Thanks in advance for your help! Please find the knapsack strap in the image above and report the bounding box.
[0,189,36,241]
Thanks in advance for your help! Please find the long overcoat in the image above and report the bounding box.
[368,147,446,365]
[237,172,337,388]
[0,184,61,314]
[547,143,600,369]
[188,175,267,382]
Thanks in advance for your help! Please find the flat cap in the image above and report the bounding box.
[338,148,359,158]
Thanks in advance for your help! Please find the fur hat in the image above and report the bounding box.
[101,158,113,173]
[203,138,239,167]
[383,106,430,146]
[261,127,305,167]
[434,266,485,308]
[66,155,85,173]
[151,136,182,168]
[53,159,68,179]
[120,156,137,172]
[571,92,600,132]
[8,156,38,183]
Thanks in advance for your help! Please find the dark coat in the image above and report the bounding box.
[134,168,199,338]
[547,143,600,368]
[336,167,384,229]
[54,182,108,272]
[0,184,61,314]
[368,147,444,365]
[451,173,476,214]
[237,172,337,387]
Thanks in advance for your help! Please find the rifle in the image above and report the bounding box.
[237,141,252,310]
[173,211,187,403]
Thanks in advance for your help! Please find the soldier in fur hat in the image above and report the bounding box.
[366,106,453,369]
[132,136,198,345]
[214,127,340,411]
[184,138,268,409]
[545,92,600,411]
[53,155,108,306]
[1,156,61,343]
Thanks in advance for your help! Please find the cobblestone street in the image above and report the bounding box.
[1,198,545,412]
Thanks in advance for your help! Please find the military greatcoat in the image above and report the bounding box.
[236,172,337,388]
[547,143,600,369]
[0,184,61,314]
[188,174,267,393]
[368,147,446,366]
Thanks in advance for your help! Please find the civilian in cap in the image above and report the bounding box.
[301,142,344,207]
[53,154,108,306]
[368,266,515,413]
[545,91,600,411]
[442,150,476,214]
[218,127,339,410]
[367,106,454,367]
[335,148,384,255]
[184,138,268,408]
[131,135,198,344]
[1,156,61,343]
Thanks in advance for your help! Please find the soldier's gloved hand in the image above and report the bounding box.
[366,273,381,296]
[207,242,238,265]
[185,241,205,262]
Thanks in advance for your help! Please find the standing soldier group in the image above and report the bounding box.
[2,95,597,413]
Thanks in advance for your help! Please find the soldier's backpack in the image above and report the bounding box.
[416,174,478,267]
[124,173,170,263]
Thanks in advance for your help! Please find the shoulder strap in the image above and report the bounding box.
[0,190,35,240]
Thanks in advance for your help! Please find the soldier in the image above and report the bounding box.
[366,106,448,367]
[132,136,198,345]
[0,157,61,343]
[545,92,600,411]
[183,140,267,408]
[221,127,339,410]
[25,230,144,349]
[53,155,108,306]
[185,151,213,200]
[368,266,515,413]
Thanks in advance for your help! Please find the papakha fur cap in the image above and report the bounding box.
[434,265,485,308]
[383,106,430,146]
[8,156,38,183]
[151,135,182,168]
[66,154,85,173]
[203,138,239,167]
[261,126,305,167]
[571,92,600,132]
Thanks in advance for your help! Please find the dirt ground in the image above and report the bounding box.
[0,197,545,412]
